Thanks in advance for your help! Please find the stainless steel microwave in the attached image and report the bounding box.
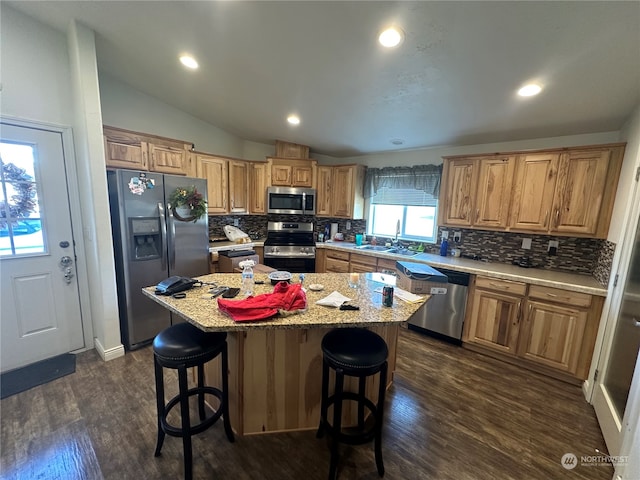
[267,186,316,215]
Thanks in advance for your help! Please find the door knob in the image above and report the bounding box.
[60,255,73,267]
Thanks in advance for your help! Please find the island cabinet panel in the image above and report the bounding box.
[509,153,559,232]
[441,158,477,226]
[474,156,515,228]
[550,149,610,236]
[204,325,399,435]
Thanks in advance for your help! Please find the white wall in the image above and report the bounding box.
[100,73,247,158]
[0,6,73,125]
[322,131,621,168]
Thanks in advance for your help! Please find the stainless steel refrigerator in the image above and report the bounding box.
[107,169,209,350]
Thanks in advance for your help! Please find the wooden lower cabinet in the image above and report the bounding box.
[465,277,526,355]
[463,276,603,382]
[325,249,350,273]
[350,253,377,273]
[518,300,587,374]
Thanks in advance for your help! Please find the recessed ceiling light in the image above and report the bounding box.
[378,27,404,48]
[179,55,199,70]
[517,84,542,97]
[287,115,300,125]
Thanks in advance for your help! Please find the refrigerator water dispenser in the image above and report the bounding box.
[129,217,161,260]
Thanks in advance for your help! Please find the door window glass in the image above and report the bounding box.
[0,142,45,256]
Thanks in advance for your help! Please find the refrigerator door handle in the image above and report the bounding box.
[167,203,176,270]
[158,202,168,271]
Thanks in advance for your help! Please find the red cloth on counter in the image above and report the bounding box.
[217,281,307,322]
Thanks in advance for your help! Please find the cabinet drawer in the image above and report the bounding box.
[377,258,398,271]
[476,276,527,296]
[326,257,349,273]
[326,249,350,261]
[350,253,377,267]
[528,285,592,308]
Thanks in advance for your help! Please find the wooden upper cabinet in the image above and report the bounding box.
[267,158,317,188]
[104,126,192,175]
[316,166,333,216]
[475,156,515,228]
[104,130,148,170]
[271,164,292,186]
[331,165,366,219]
[441,158,477,226]
[228,160,249,214]
[196,154,228,214]
[509,153,559,232]
[551,149,611,236]
[148,143,188,175]
[249,162,270,214]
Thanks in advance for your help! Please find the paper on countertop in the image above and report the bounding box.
[374,286,426,304]
[315,291,352,307]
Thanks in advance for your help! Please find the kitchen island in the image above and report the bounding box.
[143,272,428,435]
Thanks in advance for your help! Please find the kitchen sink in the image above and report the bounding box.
[387,248,418,256]
[355,245,392,252]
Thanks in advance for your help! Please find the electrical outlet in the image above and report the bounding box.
[548,240,559,256]
[441,230,449,240]
[346,221,351,230]
[453,231,461,243]
[521,238,532,250]
[233,218,240,227]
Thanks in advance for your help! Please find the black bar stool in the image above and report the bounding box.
[153,322,234,480]
[316,327,389,479]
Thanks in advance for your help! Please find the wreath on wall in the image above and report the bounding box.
[0,162,37,228]
[169,186,207,222]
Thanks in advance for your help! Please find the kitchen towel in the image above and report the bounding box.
[217,281,307,321]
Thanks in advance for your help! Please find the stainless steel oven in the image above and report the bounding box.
[263,222,316,273]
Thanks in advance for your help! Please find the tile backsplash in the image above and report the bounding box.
[208,216,614,286]
[435,227,614,285]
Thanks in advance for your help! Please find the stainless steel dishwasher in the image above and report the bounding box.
[407,268,470,342]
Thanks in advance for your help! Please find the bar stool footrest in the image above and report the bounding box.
[321,391,378,445]
[160,386,224,437]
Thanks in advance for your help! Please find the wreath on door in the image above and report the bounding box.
[168,186,207,222]
[0,162,37,228]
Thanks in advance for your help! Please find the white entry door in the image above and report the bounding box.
[0,122,84,373]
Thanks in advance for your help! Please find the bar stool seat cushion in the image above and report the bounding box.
[153,322,226,366]
[321,328,388,371]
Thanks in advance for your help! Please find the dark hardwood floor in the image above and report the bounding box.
[0,328,612,479]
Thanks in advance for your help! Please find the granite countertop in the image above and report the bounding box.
[318,242,607,296]
[143,272,426,332]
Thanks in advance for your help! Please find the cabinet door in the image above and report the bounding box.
[292,166,313,187]
[474,156,515,229]
[509,153,559,231]
[441,158,477,226]
[518,300,587,374]
[148,143,188,175]
[551,149,610,236]
[466,288,522,355]
[271,164,292,186]
[196,155,228,214]
[316,166,333,216]
[249,163,269,214]
[332,166,354,218]
[228,160,249,214]
[104,137,148,170]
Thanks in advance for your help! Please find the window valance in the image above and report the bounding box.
[364,164,443,199]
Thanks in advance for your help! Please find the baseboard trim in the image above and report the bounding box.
[94,338,125,362]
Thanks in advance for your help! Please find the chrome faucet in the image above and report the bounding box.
[393,219,400,246]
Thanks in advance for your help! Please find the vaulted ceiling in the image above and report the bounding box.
[7,1,640,157]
